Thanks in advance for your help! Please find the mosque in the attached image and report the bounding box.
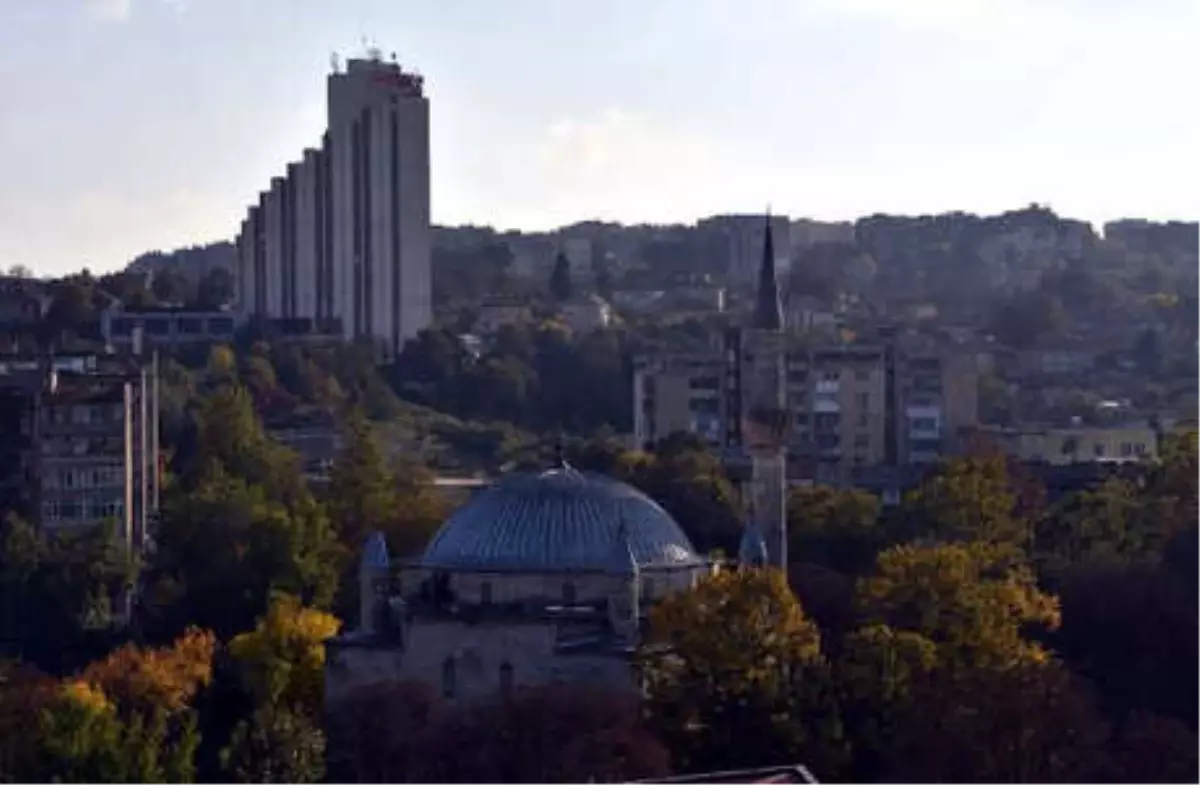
[325,217,789,705]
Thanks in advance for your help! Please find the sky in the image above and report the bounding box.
[0,0,1196,276]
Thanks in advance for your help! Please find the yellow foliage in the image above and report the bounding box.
[856,541,1060,669]
[229,594,340,712]
[80,627,216,716]
[640,568,821,699]
[60,680,114,715]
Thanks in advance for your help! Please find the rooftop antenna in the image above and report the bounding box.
[330,51,340,73]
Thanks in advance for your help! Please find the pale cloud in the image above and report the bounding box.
[527,109,753,225]
[83,0,187,22]
[84,0,132,21]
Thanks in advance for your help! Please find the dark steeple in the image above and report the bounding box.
[753,213,783,331]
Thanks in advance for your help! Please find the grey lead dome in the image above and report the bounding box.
[419,467,703,572]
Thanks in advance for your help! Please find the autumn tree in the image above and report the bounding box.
[856,541,1060,670]
[901,455,1031,547]
[80,627,216,716]
[30,678,201,783]
[638,568,845,777]
[227,593,339,715]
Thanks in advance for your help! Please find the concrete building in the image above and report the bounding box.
[0,353,160,551]
[100,304,240,351]
[236,51,431,360]
[978,424,1158,465]
[325,467,716,705]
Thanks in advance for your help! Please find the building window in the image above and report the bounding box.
[857,392,870,408]
[858,413,869,428]
[1093,443,1106,458]
[499,662,514,696]
[1120,442,1133,457]
[562,582,577,605]
[442,657,456,699]
[480,581,493,605]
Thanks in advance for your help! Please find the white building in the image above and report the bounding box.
[236,52,431,360]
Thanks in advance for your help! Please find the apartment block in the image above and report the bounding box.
[236,51,431,360]
[0,353,160,550]
[632,342,978,485]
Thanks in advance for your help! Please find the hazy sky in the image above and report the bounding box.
[1,0,1196,275]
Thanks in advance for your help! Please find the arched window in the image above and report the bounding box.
[562,581,577,605]
[499,662,514,696]
[442,657,456,699]
[480,581,493,605]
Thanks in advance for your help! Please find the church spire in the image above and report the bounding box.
[753,212,783,331]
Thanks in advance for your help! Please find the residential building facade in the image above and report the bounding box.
[0,353,160,551]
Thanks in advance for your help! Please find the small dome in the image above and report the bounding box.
[738,523,768,567]
[419,468,702,572]
[361,531,390,571]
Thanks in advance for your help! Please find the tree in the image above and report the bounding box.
[549,252,573,302]
[1036,477,1145,578]
[856,541,1060,670]
[0,516,134,675]
[787,485,882,575]
[196,268,234,309]
[637,569,844,776]
[621,439,743,556]
[901,455,1030,547]
[80,628,215,716]
[882,661,1110,783]
[227,594,339,715]
[220,704,325,784]
[31,678,201,783]
[325,680,444,783]
[326,409,402,552]
[415,685,671,783]
[145,468,341,641]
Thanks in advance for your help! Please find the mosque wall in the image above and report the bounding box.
[326,620,635,706]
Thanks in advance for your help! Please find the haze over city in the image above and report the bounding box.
[0,0,1196,275]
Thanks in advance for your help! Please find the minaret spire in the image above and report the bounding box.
[753,211,783,331]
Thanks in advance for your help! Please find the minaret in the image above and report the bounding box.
[737,214,789,568]
[753,213,783,331]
